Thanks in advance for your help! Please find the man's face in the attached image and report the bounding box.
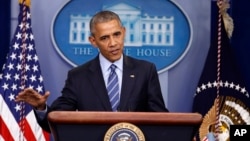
[89,19,126,62]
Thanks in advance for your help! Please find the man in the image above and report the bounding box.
[16,10,168,132]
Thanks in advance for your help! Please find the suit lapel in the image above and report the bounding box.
[119,56,136,110]
[88,56,112,111]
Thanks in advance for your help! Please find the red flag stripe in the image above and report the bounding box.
[0,117,14,141]
[26,111,48,140]
[20,118,37,141]
[43,131,50,141]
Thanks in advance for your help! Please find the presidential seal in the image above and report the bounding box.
[104,122,145,141]
[199,96,250,141]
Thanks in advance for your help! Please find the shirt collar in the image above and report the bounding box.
[99,53,123,72]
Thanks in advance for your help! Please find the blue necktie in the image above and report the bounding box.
[107,64,120,111]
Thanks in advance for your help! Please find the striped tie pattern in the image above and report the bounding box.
[107,64,120,111]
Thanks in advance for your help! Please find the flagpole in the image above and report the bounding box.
[215,0,222,140]
[20,0,28,140]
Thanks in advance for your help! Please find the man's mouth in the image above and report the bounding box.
[110,49,119,55]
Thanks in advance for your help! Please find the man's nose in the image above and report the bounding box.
[109,36,117,46]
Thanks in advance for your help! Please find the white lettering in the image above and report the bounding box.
[234,129,247,136]
[73,47,93,55]
[136,49,171,57]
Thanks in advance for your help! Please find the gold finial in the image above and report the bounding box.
[19,0,31,7]
[217,0,234,38]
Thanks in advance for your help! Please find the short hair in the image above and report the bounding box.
[89,10,122,35]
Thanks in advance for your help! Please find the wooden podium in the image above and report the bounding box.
[48,111,202,141]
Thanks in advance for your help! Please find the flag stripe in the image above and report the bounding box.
[22,118,37,141]
[0,135,6,141]
[26,111,47,141]
[43,131,50,141]
[0,117,14,141]
[0,95,24,141]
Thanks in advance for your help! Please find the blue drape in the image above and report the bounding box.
[211,1,250,91]
[0,1,10,71]
[231,1,250,91]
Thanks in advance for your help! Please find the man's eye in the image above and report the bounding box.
[100,36,108,41]
[114,32,121,37]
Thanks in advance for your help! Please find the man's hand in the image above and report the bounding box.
[15,88,50,110]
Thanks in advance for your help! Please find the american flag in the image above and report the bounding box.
[0,0,50,140]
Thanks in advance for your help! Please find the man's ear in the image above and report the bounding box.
[88,36,97,47]
[123,26,126,33]
[122,26,126,39]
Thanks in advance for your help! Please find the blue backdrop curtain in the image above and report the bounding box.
[0,1,10,71]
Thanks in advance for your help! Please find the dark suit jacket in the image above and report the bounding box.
[38,54,168,132]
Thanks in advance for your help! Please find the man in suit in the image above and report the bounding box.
[16,10,168,132]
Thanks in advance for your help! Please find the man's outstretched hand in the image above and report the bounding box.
[15,88,50,110]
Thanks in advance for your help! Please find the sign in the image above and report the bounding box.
[51,0,192,73]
